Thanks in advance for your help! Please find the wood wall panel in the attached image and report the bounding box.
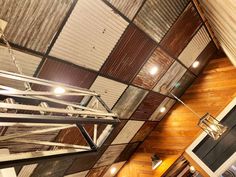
[118,54,236,176]
[131,91,166,120]
[160,3,202,57]
[100,24,157,83]
[132,47,174,89]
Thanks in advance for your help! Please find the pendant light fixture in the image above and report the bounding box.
[170,91,227,140]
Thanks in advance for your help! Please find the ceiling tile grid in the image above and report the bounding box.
[134,0,190,43]
[50,0,128,71]
[0,0,74,53]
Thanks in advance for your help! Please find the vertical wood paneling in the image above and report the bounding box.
[107,0,144,20]
[0,0,74,52]
[160,3,202,57]
[112,86,148,119]
[100,24,157,83]
[132,47,174,89]
[199,0,236,67]
[134,0,190,43]
[118,54,236,177]
[131,91,166,120]
[178,26,211,68]
[153,61,187,95]
[112,120,144,144]
[50,0,128,71]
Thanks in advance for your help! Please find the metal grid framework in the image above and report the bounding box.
[0,70,119,168]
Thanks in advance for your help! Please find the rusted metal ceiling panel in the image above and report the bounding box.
[131,91,166,120]
[116,142,139,162]
[0,46,42,89]
[153,61,187,95]
[107,0,144,20]
[100,24,157,83]
[112,120,144,144]
[0,0,74,52]
[112,86,148,119]
[50,0,128,71]
[132,47,174,89]
[160,3,202,57]
[178,26,211,68]
[87,166,108,177]
[134,0,190,43]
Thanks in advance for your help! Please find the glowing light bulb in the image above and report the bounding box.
[54,87,65,96]
[160,107,166,113]
[192,61,200,68]
[150,66,158,75]
[189,166,196,173]
[110,167,116,175]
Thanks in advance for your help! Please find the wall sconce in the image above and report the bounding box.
[151,154,162,170]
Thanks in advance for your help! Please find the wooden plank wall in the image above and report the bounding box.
[117,53,236,177]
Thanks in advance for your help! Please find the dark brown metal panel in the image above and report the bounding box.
[131,91,166,120]
[115,142,140,162]
[100,24,157,83]
[134,0,190,43]
[131,122,158,143]
[160,3,202,58]
[0,0,74,52]
[171,71,196,97]
[37,59,97,88]
[65,146,107,175]
[31,157,74,177]
[132,47,174,89]
[190,41,217,75]
[112,86,148,119]
[86,166,108,177]
[94,144,126,168]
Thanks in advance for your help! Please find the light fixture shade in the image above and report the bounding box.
[198,113,227,140]
[151,154,162,170]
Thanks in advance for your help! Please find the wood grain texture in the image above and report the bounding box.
[131,91,166,120]
[131,122,158,143]
[116,142,140,162]
[118,54,236,177]
[160,3,202,57]
[112,86,148,119]
[0,0,74,52]
[86,166,108,177]
[132,47,174,89]
[100,24,157,83]
[94,144,126,168]
[153,61,187,95]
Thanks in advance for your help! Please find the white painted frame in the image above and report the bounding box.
[185,97,236,177]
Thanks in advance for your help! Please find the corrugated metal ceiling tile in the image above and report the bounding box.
[64,170,89,177]
[0,0,74,52]
[178,26,211,67]
[107,0,144,20]
[50,0,128,71]
[134,0,190,43]
[18,164,37,177]
[0,46,42,89]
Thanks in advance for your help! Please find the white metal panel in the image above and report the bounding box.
[89,76,127,109]
[178,26,211,67]
[18,164,37,177]
[0,46,42,89]
[112,120,144,144]
[64,170,89,177]
[50,0,128,71]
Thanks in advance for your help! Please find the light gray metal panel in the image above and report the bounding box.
[112,86,148,119]
[18,164,37,177]
[50,0,128,71]
[178,26,211,67]
[153,61,186,95]
[64,170,89,177]
[0,0,74,52]
[0,46,42,89]
[134,0,190,43]
[107,0,144,20]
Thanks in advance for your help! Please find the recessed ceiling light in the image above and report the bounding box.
[160,107,166,113]
[110,167,117,174]
[54,87,65,96]
[150,66,158,75]
[192,61,200,68]
[189,165,196,173]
